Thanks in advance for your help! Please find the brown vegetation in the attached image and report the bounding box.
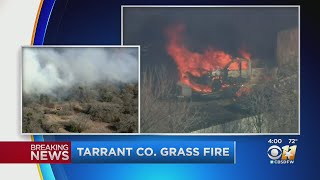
[141,66,205,133]
[22,83,138,133]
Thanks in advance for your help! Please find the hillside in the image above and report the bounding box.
[22,83,138,133]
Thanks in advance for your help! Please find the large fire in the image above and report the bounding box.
[166,24,251,93]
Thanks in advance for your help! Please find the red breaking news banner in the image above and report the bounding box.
[0,142,71,163]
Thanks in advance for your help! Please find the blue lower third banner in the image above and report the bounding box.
[72,141,236,163]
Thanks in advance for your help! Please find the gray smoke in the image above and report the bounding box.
[22,47,138,95]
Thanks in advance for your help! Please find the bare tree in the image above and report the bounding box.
[268,58,299,133]
[238,61,298,133]
[141,66,204,133]
[238,84,273,133]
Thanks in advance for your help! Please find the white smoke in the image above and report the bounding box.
[23,47,138,95]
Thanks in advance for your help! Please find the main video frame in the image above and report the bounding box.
[122,6,300,135]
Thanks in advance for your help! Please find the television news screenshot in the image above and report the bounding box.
[1,1,317,180]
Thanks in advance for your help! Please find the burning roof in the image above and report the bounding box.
[166,24,251,93]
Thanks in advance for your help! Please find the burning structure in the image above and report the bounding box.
[165,24,298,133]
[193,26,299,133]
[167,24,254,98]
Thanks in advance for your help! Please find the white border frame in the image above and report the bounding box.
[121,5,300,135]
[21,45,141,135]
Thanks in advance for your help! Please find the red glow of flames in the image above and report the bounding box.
[238,49,251,61]
[166,24,251,93]
[236,86,252,97]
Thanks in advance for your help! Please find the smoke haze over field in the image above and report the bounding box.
[23,47,138,95]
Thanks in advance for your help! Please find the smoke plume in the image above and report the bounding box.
[23,47,138,95]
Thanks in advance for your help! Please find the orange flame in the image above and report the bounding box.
[238,49,251,60]
[236,86,252,97]
[166,24,251,93]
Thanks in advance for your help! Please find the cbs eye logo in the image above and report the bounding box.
[267,145,297,161]
[267,145,282,160]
